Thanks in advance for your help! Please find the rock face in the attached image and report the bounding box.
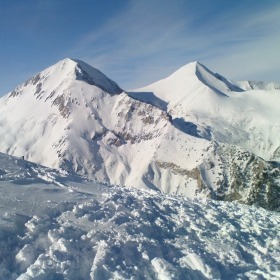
[0,58,279,210]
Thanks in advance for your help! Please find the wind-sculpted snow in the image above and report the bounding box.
[0,154,280,279]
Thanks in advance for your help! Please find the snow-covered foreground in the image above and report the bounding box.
[0,153,280,280]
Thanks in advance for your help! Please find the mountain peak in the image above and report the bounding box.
[135,60,235,97]
[73,59,123,95]
[171,61,201,77]
[54,58,124,95]
[151,60,243,95]
[7,58,123,100]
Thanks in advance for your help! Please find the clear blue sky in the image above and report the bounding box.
[1,0,280,95]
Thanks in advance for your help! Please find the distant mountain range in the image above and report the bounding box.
[1,58,279,210]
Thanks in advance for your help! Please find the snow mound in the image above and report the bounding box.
[0,153,279,280]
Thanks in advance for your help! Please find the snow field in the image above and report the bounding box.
[0,154,280,279]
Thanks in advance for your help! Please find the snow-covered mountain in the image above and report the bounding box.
[1,153,280,280]
[0,58,279,210]
[134,61,280,161]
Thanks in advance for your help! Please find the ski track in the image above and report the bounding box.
[0,155,280,280]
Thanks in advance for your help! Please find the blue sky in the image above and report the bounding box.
[1,0,280,96]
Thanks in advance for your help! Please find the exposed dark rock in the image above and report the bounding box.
[52,95,70,119]
[156,161,209,196]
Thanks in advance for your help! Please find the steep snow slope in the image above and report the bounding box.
[0,153,280,280]
[134,62,280,162]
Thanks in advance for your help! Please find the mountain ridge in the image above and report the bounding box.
[135,61,280,162]
[0,58,280,211]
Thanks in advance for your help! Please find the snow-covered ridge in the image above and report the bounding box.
[0,153,279,280]
[135,61,280,162]
[73,59,123,95]
[232,79,280,91]
[9,58,123,99]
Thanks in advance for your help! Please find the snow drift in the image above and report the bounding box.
[0,153,279,280]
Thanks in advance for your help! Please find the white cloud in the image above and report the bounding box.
[70,1,280,87]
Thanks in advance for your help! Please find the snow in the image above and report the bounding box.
[0,153,280,279]
[0,59,214,196]
[0,58,279,209]
[134,61,280,162]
